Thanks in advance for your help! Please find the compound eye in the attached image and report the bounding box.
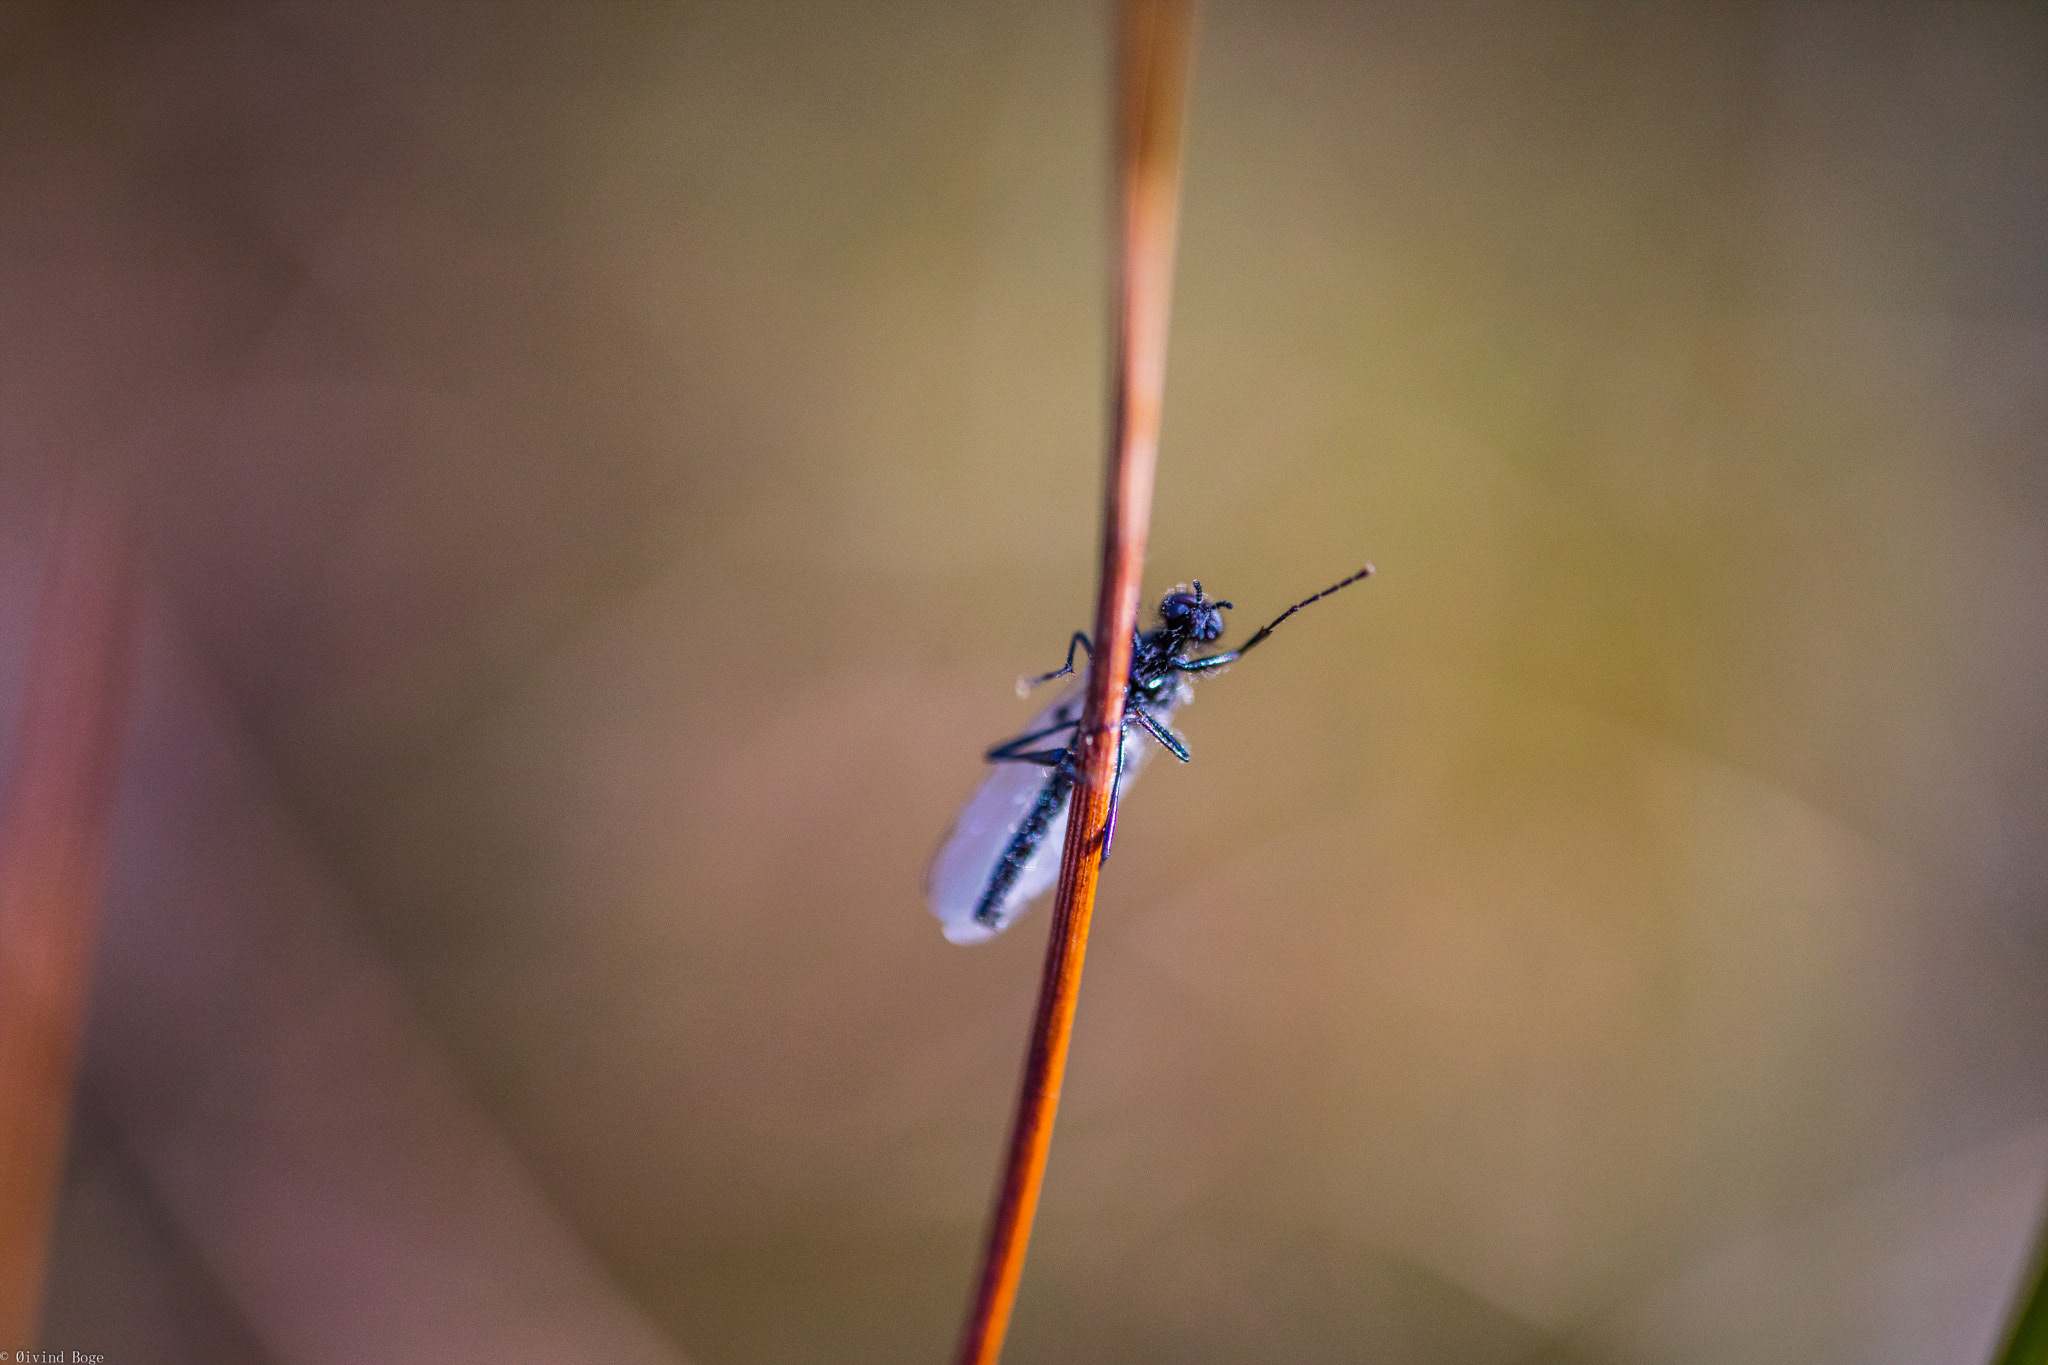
[1160,591,1198,623]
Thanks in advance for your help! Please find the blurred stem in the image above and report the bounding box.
[951,2,1196,1363]
[0,486,142,1345]
[1995,1227,2048,1365]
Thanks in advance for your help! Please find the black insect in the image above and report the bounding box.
[928,564,1373,943]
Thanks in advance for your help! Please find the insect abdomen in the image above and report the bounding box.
[971,758,1077,932]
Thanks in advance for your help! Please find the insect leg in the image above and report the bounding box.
[1175,649,1237,673]
[1021,632,1092,691]
[986,716,1081,763]
[988,746,1068,768]
[1102,721,1130,860]
[1129,703,1191,763]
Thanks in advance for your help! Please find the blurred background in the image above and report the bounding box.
[3,1,2047,1361]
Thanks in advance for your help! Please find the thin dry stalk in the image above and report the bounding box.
[952,3,1196,1362]
[0,489,142,1344]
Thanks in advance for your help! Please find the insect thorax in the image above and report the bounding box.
[1132,669,1192,712]
[1130,630,1186,685]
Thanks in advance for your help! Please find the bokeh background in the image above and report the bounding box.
[4,1,2048,1361]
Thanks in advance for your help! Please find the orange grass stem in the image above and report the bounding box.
[0,487,142,1344]
[952,3,1196,1361]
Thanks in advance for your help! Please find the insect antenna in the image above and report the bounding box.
[1225,563,1374,657]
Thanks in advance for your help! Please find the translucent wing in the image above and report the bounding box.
[927,681,1182,944]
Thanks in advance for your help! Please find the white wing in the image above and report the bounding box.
[927,681,1183,945]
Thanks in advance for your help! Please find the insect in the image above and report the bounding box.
[928,565,1374,944]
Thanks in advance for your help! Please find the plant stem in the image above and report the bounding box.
[951,3,1196,1362]
[1995,1226,2048,1365]
[0,486,142,1345]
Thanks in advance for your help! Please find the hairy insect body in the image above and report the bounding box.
[929,677,1187,945]
[929,568,1371,945]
